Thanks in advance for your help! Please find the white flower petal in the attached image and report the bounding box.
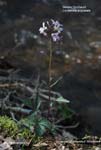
[39,27,47,36]
[42,22,45,27]
[42,22,47,30]
[39,27,44,33]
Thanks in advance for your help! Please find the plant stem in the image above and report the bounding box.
[48,39,52,116]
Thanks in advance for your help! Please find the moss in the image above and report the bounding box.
[0,116,33,139]
[17,128,33,139]
[0,116,18,137]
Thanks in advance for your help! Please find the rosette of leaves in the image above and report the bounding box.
[19,113,52,136]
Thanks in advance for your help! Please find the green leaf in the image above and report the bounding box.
[19,113,37,128]
[58,104,74,119]
[19,114,52,136]
[35,118,51,136]
[17,97,33,109]
[56,96,70,103]
[35,124,46,136]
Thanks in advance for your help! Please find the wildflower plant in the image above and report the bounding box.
[39,19,63,42]
[39,19,63,114]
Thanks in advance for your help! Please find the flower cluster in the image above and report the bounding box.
[39,19,63,42]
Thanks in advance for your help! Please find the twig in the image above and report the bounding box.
[39,93,58,102]
[10,111,18,122]
[55,118,66,124]
[19,83,34,93]
[60,140,101,144]
[39,89,61,97]
[56,122,79,129]
[2,92,11,107]
[50,76,63,88]
[19,83,62,99]
[0,83,18,88]
[0,76,29,82]
[2,106,32,115]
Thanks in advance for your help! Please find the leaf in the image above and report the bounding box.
[19,113,37,128]
[39,119,51,129]
[17,97,33,109]
[56,96,70,103]
[35,118,51,136]
[19,114,52,136]
[58,105,73,119]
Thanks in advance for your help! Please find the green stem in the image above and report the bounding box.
[48,39,52,115]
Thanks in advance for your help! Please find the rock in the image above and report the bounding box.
[62,130,77,140]
[0,141,13,150]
